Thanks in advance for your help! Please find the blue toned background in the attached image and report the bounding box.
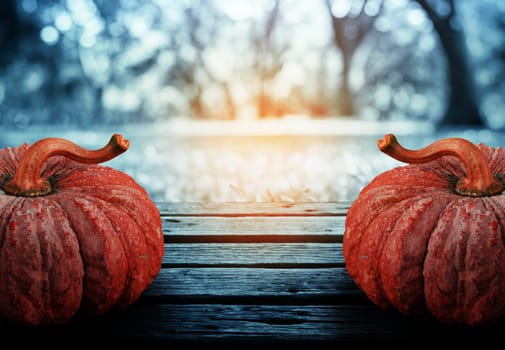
[1,0,505,202]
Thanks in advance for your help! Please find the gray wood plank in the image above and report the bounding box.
[162,216,345,235]
[144,267,359,300]
[162,243,344,266]
[157,201,351,216]
[164,234,340,243]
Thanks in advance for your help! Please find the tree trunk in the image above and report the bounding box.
[336,57,355,116]
[415,0,482,126]
[436,21,482,125]
[0,0,38,67]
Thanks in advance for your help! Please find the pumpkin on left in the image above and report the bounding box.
[0,134,164,326]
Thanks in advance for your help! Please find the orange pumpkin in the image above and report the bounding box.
[344,134,505,325]
[0,134,164,325]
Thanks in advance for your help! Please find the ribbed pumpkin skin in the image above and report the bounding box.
[0,144,164,326]
[344,143,505,326]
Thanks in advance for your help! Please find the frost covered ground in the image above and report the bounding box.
[2,117,503,203]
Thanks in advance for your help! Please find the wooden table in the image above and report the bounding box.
[2,202,505,347]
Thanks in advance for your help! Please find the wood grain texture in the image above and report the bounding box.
[162,243,344,265]
[143,267,359,300]
[162,216,344,235]
[157,201,351,217]
[3,304,505,345]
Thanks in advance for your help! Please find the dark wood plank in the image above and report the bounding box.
[157,201,351,217]
[4,304,504,345]
[144,267,360,302]
[162,243,344,266]
[110,303,505,344]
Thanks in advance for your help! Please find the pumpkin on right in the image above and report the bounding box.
[344,133,505,326]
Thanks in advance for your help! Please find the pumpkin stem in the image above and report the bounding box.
[2,134,129,197]
[378,133,504,197]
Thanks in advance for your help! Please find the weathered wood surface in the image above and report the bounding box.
[163,243,344,265]
[157,201,351,216]
[2,202,505,346]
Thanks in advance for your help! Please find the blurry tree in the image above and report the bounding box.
[355,0,447,123]
[0,1,37,66]
[250,0,288,118]
[456,0,505,129]
[167,1,211,119]
[166,0,237,119]
[414,0,483,126]
[91,0,173,123]
[324,0,384,117]
[0,0,69,126]
[2,0,503,126]
[492,11,505,93]
[0,0,137,126]
[484,6,505,128]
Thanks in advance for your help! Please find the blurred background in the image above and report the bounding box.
[1,0,505,202]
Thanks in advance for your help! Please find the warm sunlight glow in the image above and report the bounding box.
[164,116,433,136]
[108,117,433,202]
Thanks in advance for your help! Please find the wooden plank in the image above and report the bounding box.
[110,304,505,344]
[157,201,351,216]
[165,234,340,243]
[162,243,344,266]
[144,267,360,301]
[162,216,345,235]
[113,304,348,343]
[4,304,504,345]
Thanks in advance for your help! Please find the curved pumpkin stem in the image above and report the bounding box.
[378,133,504,197]
[2,134,129,197]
